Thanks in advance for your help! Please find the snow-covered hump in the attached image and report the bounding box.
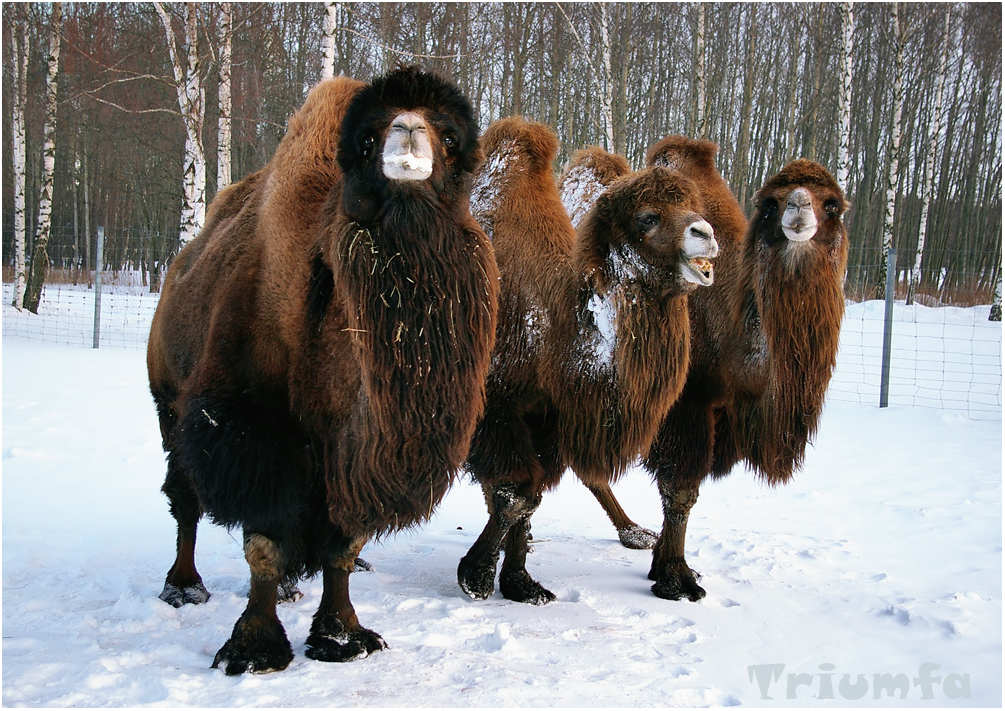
[470,139,520,222]
[560,164,605,230]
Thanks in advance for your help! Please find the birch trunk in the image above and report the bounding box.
[990,271,1002,321]
[11,18,29,310]
[155,1,206,246]
[600,3,615,152]
[217,2,233,190]
[83,143,92,288]
[734,5,757,209]
[24,3,62,314]
[321,1,338,79]
[907,7,950,306]
[693,3,706,138]
[878,2,904,301]
[836,1,854,195]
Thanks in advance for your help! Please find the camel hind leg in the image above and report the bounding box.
[159,456,211,607]
[581,479,658,550]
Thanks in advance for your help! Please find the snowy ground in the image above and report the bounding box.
[2,297,1002,707]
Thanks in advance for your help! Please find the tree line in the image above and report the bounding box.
[2,2,1001,311]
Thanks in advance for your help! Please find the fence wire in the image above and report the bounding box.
[3,279,1002,420]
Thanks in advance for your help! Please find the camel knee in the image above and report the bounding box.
[486,483,540,525]
[244,533,285,581]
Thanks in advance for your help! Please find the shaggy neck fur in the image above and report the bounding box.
[323,188,497,536]
[551,254,691,483]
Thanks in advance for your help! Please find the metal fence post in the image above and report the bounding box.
[879,247,896,407]
[93,226,104,349]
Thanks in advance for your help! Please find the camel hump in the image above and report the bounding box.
[263,76,367,210]
[558,146,631,229]
[471,117,560,221]
[757,158,844,198]
[646,135,719,174]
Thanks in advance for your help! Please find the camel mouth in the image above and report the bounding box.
[685,256,715,286]
[383,152,434,181]
[682,219,717,286]
[782,224,817,242]
[382,111,435,181]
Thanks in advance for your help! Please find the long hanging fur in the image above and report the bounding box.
[644,140,849,485]
[149,67,498,576]
[469,117,710,491]
[735,160,848,481]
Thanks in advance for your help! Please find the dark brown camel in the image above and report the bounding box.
[147,67,498,674]
[458,118,718,604]
[641,137,849,601]
[558,147,660,550]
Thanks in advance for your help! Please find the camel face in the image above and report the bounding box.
[599,170,717,293]
[681,219,718,286]
[382,111,434,181]
[781,187,819,242]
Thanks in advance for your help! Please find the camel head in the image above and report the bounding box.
[577,166,719,297]
[337,66,482,225]
[750,159,848,265]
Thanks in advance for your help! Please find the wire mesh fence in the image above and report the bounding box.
[830,300,1002,420]
[3,276,1001,420]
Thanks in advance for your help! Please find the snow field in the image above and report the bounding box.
[2,331,1000,706]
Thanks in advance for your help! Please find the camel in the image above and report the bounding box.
[457,117,718,604]
[642,137,849,601]
[557,147,660,550]
[147,67,498,674]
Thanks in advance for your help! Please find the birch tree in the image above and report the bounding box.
[217,2,233,190]
[990,272,1002,321]
[11,14,29,310]
[693,2,707,138]
[877,2,904,300]
[836,1,855,194]
[907,7,951,306]
[599,3,615,151]
[321,1,338,79]
[23,3,63,314]
[155,1,206,246]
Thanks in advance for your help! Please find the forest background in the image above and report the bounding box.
[2,2,1001,308]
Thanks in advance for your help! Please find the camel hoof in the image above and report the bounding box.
[651,573,706,602]
[499,571,556,605]
[212,614,293,675]
[159,581,210,607]
[305,615,386,663]
[278,580,303,604]
[457,555,497,600]
[617,524,658,550]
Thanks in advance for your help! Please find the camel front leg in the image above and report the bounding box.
[499,513,555,604]
[212,532,294,675]
[457,482,540,600]
[649,480,705,601]
[306,538,387,663]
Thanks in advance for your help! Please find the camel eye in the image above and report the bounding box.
[443,133,456,148]
[636,212,660,234]
[360,134,375,159]
[824,198,841,216]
